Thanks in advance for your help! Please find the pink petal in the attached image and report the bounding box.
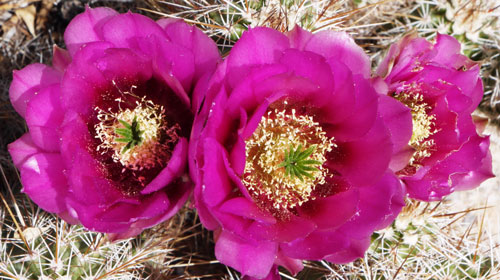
[230,133,246,176]
[219,197,276,224]
[100,12,165,50]
[418,65,480,105]
[10,64,61,117]
[94,191,170,223]
[224,64,288,122]
[377,95,413,171]
[95,47,153,83]
[58,211,79,224]
[304,30,370,78]
[453,136,494,191]
[60,41,113,115]
[64,6,118,55]
[202,89,232,143]
[340,172,405,239]
[226,27,289,88]
[28,126,62,154]
[324,236,371,264]
[194,181,222,230]
[215,231,277,279]
[25,84,64,152]
[158,19,220,83]
[202,138,234,207]
[280,230,349,260]
[191,69,212,114]
[287,25,313,49]
[8,133,42,167]
[297,188,359,230]
[275,250,304,275]
[66,198,134,233]
[377,33,431,81]
[114,179,191,239]
[322,75,378,141]
[20,153,68,213]
[432,33,471,68]
[327,115,392,186]
[242,266,280,280]
[246,214,316,243]
[406,134,494,201]
[151,38,195,97]
[316,60,355,124]
[278,48,335,95]
[141,137,188,194]
[60,111,124,206]
[52,45,72,72]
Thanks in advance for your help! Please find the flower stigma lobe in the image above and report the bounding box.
[94,92,179,172]
[243,106,335,216]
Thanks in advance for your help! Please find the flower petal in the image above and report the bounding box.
[453,136,494,191]
[226,27,289,88]
[93,191,170,224]
[10,64,61,117]
[152,38,195,98]
[303,30,370,78]
[280,230,349,260]
[158,19,220,83]
[52,45,72,72]
[322,75,378,141]
[287,25,313,49]
[202,138,234,207]
[406,134,494,200]
[324,236,371,264]
[340,172,405,239]
[246,214,316,243]
[20,153,68,213]
[60,41,113,115]
[327,115,393,186]
[432,33,473,69]
[219,197,276,224]
[215,230,277,279]
[297,188,359,230]
[8,134,42,166]
[95,47,153,83]
[194,181,222,230]
[141,137,188,194]
[275,251,303,276]
[64,6,118,55]
[242,266,280,280]
[377,95,413,171]
[25,84,64,152]
[109,179,191,239]
[100,12,166,51]
[60,111,124,206]
[278,48,335,95]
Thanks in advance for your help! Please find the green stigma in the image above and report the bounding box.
[114,116,144,153]
[277,144,321,181]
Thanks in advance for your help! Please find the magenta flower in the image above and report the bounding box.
[190,26,409,279]
[8,7,219,238]
[377,33,494,201]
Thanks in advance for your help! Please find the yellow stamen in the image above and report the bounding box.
[94,96,179,171]
[394,83,437,167]
[243,106,335,212]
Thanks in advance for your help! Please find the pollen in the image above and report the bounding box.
[394,83,437,167]
[243,106,335,214]
[94,95,179,171]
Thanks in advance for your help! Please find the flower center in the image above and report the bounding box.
[94,96,179,171]
[393,84,437,169]
[243,106,335,214]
